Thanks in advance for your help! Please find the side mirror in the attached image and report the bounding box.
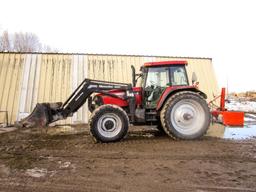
[192,72,198,84]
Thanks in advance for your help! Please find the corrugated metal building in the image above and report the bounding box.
[0,52,219,125]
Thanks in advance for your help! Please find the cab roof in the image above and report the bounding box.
[144,60,188,67]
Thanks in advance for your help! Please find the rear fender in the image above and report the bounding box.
[156,86,207,111]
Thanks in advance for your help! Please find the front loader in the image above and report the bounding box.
[15,60,210,142]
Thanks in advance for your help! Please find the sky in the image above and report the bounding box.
[0,0,255,92]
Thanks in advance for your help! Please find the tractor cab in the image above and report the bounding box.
[143,61,189,108]
[132,61,191,109]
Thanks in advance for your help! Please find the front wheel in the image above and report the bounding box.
[89,104,129,142]
[160,91,210,140]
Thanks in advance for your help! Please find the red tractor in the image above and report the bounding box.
[16,60,211,142]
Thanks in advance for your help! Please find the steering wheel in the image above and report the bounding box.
[150,81,157,89]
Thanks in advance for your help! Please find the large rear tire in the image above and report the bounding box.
[160,91,210,140]
[89,104,129,143]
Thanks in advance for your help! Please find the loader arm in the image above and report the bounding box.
[15,79,136,128]
[60,79,134,118]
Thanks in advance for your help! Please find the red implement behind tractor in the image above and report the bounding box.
[16,61,211,142]
[211,88,244,126]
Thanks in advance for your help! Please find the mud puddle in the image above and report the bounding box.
[207,122,256,140]
[223,124,256,140]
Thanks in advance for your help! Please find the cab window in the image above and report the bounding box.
[145,67,170,87]
[170,66,188,86]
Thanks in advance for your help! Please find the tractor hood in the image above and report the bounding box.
[95,87,142,107]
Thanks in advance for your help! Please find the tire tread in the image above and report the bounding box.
[160,91,210,140]
[89,104,129,143]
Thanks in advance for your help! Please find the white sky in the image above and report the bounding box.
[0,0,255,92]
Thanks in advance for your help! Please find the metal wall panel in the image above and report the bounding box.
[0,53,25,124]
[0,53,218,125]
[16,54,73,125]
[16,54,89,125]
[36,54,73,125]
[71,55,88,124]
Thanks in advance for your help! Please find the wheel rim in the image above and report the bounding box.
[97,113,122,138]
[170,99,205,135]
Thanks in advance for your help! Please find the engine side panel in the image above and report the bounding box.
[101,95,128,107]
[97,87,142,107]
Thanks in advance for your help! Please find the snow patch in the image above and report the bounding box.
[26,167,47,178]
[226,101,256,113]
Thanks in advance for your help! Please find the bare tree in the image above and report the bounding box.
[0,30,11,51]
[42,45,52,52]
[0,30,56,52]
[42,45,58,53]
[13,32,42,52]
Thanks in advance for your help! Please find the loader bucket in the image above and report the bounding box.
[15,102,62,128]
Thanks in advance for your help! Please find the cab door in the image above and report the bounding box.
[144,67,170,108]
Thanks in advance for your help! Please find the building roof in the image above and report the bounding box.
[0,51,212,60]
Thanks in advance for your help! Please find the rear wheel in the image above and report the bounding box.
[160,91,210,140]
[89,104,129,142]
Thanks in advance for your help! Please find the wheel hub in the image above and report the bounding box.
[170,99,205,135]
[183,113,194,121]
[97,113,122,138]
[104,120,115,130]
[102,117,116,132]
[175,107,195,125]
